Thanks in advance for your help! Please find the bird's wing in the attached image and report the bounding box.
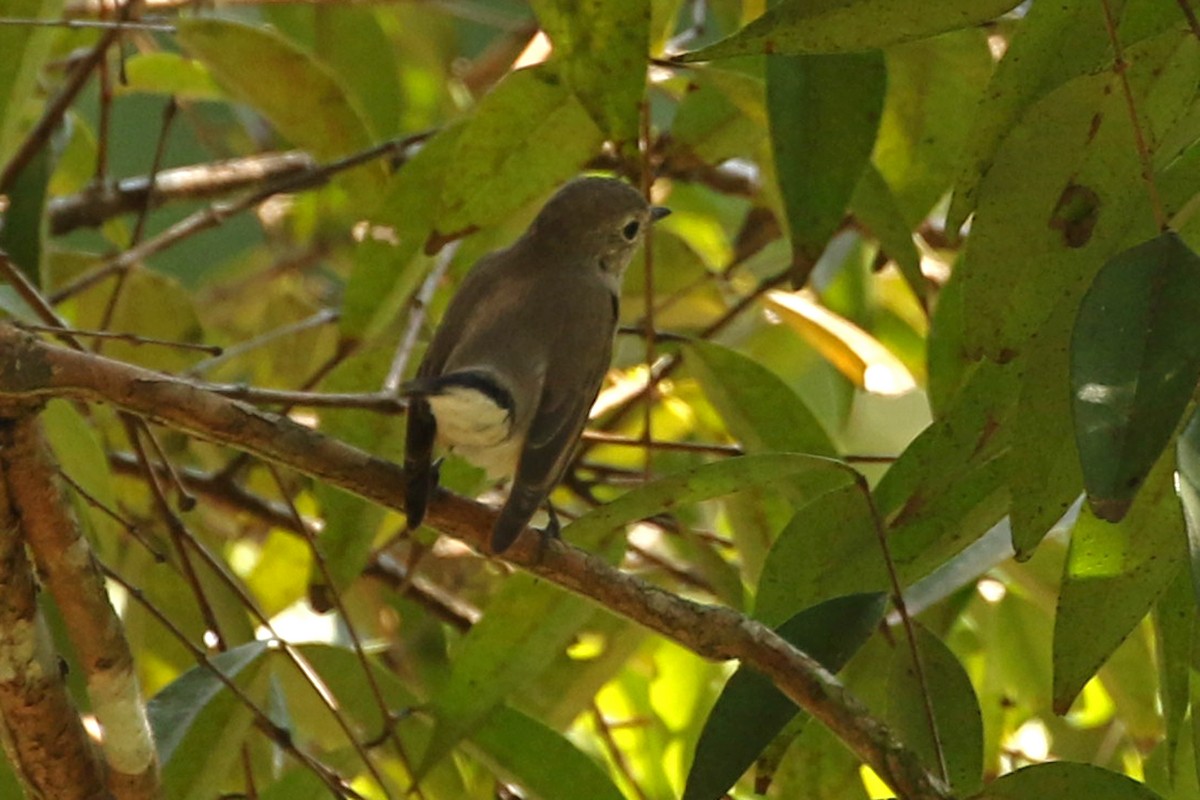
[490,292,615,552]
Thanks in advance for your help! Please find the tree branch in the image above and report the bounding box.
[0,323,952,800]
[0,412,115,800]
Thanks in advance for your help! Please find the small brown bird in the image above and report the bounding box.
[402,176,669,552]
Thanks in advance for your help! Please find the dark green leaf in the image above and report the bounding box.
[1071,232,1200,521]
[971,761,1165,800]
[767,52,885,282]
[148,643,271,799]
[682,593,886,800]
[887,624,983,796]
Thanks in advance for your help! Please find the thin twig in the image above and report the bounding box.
[0,17,175,32]
[187,309,337,377]
[17,322,222,354]
[857,473,948,786]
[0,0,144,194]
[1176,0,1200,40]
[385,242,458,395]
[1099,0,1168,231]
[262,462,416,799]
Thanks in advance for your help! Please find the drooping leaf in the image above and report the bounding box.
[970,761,1166,800]
[687,340,837,456]
[1071,231,1200,521]
[530,0,649,143]
[682,593,886,800]
[1052,450,1187,714]
[886,624,983,797]
[564,453,853,546]
[767,51,885,283]
[677,0,1021,61]
[176,18,385,196]
[1008,296,1083,558]
[0,0,64,165]
[849,163,925,308]
[148,643,271,800]
[434,65,604,237]
[1180,408,1200,610]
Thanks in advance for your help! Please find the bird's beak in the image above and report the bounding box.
[650,206,671,222]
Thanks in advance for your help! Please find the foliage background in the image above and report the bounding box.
[2,0,1200,799]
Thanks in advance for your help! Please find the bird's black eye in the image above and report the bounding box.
[621,220,640,241]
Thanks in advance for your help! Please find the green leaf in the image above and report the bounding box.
[874,28,994,226]
[417,553,622,777]
[850,163,924,306]
[176,18,384,196]
[886,624,983,797]
[564,453,853,547]
[530,0,649,143]
[1008,297,1083,558]
[873,359,1016,581]
[959,31,1200,362]
[0,0,63,165]
[756,485,883,624]
[314,7,403,139]
[1155,568,1195,774]
[1180,408,1200,609]
[946,0,1187,233]
[435,66,604,236]
[1071,232,1200,521]
[148,642,271,800]
[686,340,837,456]
[677,0,1021,61]
[682,593,885,800]
[0,143,48,282]
[120,53,224,101]
[767,51,885,282]
[1052,450,1187,714]
[470,705,626,800]
[971,761,1166,800]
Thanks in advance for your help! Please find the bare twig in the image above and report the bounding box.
[49,151,317,235]
[385,241,458,395]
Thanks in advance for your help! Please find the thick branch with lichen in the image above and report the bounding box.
[0,323,952,800]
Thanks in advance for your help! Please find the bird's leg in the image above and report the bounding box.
[533,503,561,563]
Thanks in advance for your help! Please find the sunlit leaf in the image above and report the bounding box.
[531,0,649,142]
[971,761,1166,800]
[765,290,917,396]
[1052,450,1186,714]
[686,340,837,456]
[677,0,1021,61]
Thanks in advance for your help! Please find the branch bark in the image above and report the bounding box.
[0,323,953,800]
[2,414,160,799]
[0,412,114,800]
